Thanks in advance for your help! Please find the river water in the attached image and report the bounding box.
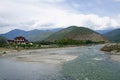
[0,45,120,80]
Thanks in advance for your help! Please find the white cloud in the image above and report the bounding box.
[0,0,120,33]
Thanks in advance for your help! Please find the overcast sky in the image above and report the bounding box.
[0,0,120,33]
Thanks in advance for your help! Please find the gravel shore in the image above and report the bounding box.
[1,47,78,64]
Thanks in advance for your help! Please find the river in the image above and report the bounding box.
[0,45,120,80]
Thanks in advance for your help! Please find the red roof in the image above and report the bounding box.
[14,36,26,40]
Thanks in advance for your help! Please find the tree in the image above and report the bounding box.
[0,37,7,47]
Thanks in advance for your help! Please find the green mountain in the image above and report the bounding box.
[45,26,109,42]
[104,29,120,42]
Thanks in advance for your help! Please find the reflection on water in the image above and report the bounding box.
[0,45,120,80]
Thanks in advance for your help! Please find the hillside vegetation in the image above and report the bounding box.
[46,26,109,43]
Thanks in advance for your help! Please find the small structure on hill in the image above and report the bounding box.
[8,36,28,44]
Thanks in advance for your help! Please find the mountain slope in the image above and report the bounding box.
[46,26,109,42]
[104,29,120,42]
[0,29,56,42]
[1,29,27,39]
[26,30,54,41]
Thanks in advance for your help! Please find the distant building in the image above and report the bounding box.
[8,36,28,44]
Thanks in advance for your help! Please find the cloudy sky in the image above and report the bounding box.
[0,0,120,33]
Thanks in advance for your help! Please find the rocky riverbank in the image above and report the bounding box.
[101,43,120,62]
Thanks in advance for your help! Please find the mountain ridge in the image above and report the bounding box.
[0,27,111,42]
[0,28,62,42]
[45,26,109,42]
